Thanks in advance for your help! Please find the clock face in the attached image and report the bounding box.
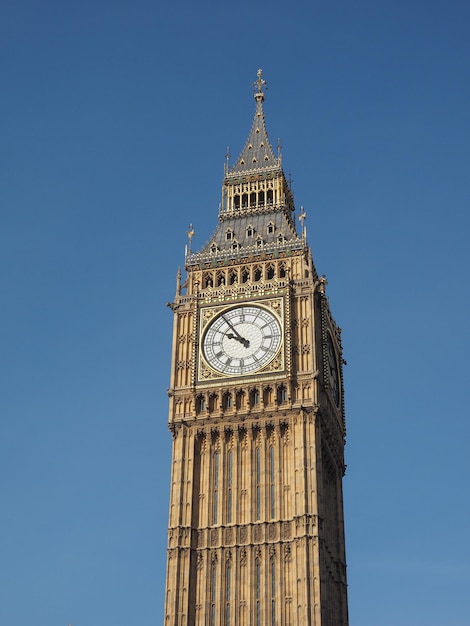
[202,305,282,376]
[327,332,341,407]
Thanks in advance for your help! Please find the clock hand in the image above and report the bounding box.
[222,316,250,348]
[227,332,250,347]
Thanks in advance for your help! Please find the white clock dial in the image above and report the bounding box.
[203,305,282,375]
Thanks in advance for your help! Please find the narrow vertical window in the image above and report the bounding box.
[225,560,232,626]
[213,451,219,525]
[271,559,276,626]
[255,447,261,521]
[270,446,275,519]
[227,450,233,523]
[211,562,217,626]
[256,560,261,626]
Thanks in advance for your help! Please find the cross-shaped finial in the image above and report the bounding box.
[253,69,267,101]
[255,69,266,92]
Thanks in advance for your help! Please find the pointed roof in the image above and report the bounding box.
[228,70,280,176]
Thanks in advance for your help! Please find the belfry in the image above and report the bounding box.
[164,70,349,625]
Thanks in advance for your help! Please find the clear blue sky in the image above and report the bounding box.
[1,1,469,624]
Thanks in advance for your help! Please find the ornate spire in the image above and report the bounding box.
[228,69,279,176]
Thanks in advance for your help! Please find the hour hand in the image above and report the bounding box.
[227,332,249,347]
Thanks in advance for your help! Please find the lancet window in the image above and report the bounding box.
[226,450,233,524]
[210,561,217,626]
[270,558,276,626]
[255,446,261,521]
[212,450,219,525]
[270,446,275,519]
[255,559,261,626]
[225,560,232,626]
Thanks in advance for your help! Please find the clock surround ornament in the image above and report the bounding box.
[201,303,282,377]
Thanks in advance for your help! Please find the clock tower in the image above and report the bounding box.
[164,71,348,626]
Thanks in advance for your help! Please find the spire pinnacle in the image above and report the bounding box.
[253,68,267,103]
[228,69,278,176]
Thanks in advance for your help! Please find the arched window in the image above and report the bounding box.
[236,390,245,410]
[196,395,206,414]
[266,264,275,280]
[250,388,260,407]
[254,266,262,282]
[223,393,233,410]
[277,385,287,405]
[209,393,218,413]
[263,386,273,406]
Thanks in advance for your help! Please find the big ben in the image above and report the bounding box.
[164,70,348,625]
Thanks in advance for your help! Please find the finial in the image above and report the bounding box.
[277,137,282,165]
[224,146,231,174]
[299,207,307,240]
[253,68,267,102]
[176,267,181,297]
[187,224,195,251]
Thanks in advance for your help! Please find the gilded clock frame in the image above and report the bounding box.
[197,297,286,382]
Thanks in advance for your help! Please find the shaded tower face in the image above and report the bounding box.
[164,70,348,626]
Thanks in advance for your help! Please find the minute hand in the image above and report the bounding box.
[223,316,250,347]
